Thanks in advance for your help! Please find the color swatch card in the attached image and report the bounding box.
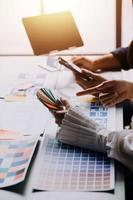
[0,135,38,188]
[34,135,114,191]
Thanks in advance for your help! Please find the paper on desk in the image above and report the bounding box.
[0,134,39,188]
[0,100,48,136]
[33,135,115,191]
[4,95,27,102]
[0,72,47,102]
[0,129,22,139]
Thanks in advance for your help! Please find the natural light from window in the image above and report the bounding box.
[0,0,116,55]
[44,0,116,54]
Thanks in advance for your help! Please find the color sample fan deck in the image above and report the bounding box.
[37,88,66,111]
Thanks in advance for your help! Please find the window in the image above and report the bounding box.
[1,0,130,55]
[44,0,116,54]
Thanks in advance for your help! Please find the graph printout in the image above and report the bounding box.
[0,135,38,188]
[34,135,114,191]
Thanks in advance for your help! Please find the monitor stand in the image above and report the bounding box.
[38,53,61,72]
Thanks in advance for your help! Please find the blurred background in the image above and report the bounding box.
[0,0,132,55]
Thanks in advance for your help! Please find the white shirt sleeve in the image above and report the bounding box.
[106,130,133,171]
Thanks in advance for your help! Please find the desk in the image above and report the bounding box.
[0,56,125,200]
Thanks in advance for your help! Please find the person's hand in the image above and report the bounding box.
[75,69,106,91]
[72,56,95,71]
[37,94,70,125]
[52,99,70,125]
[77,80,133,107]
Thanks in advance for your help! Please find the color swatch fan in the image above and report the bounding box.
[37,88,66,111]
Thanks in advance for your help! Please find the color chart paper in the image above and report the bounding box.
[88,101,108,128]
[34,135,114,191]
[0,135,38,188]
[82,101,116,131]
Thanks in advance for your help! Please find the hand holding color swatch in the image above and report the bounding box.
[37,88,68,111]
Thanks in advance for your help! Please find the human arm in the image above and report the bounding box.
[72,53,121,72]
[36,89,70,125]
[57,107,133,171]
[107,130,133,171]
[72,46,131,72]
[75,68,106,90]
[77,80,133,107]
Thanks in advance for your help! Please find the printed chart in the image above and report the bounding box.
[34,135,114,191]
[89,102,108,128]
[0,135,38,188]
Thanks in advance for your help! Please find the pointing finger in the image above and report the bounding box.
[96,80,116,90]
[76,87,99,96]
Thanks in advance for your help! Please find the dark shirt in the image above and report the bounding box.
[111,40,133,70]
[111,47,130,70]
